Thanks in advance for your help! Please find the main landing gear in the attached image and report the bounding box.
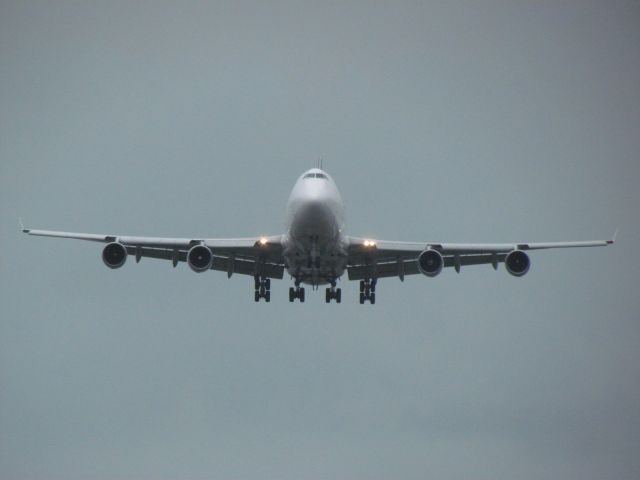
[289,279,305,303]
[289,286,305,302]
[254,275,271,302]
[325,280,341,303]
[359,278,377,304]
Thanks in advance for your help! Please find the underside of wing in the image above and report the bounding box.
[347,253,509,280]
[346,234,614,281]
[23,227,285,279]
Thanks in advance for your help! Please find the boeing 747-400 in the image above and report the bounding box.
[23,168,615,304]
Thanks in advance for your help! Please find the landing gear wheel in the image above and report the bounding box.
[358,278,378,304]
[254,275,271,302]
[325,284,342,303]
[289,284,306,303]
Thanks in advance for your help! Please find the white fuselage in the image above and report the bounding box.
[282,168,348,286]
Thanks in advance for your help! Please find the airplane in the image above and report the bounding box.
[22,167,615,304]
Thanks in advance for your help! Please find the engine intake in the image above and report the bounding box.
[417,249,443,277]
[187,244,213,272]
[102,242,127,269]
[505,250,530,277]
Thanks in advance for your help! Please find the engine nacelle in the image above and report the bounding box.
[187,244,213,272]
[417,249,444,277]
[505,250,530,277]
[102,242,127,269]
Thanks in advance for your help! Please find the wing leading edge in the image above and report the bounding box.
[346,233,615,280]
[23,227,285,279]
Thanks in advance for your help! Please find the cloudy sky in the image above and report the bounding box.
[1,1,639,479]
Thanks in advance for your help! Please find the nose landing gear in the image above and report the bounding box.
[359,278,377,304]
[254,275,271,302]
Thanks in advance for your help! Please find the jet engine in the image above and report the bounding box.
[505,250,530,277]
[102,242,127,269]
[417,249,444,277]
[187,244,213,272]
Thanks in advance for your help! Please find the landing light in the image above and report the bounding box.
[363,240,376,248]
[259,237,268,245]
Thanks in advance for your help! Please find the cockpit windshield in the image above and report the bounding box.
[303,173,328,180]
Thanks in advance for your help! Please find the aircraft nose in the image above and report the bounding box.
[299,196,330,219]
[292,192,336,238]
[300,183,331,208]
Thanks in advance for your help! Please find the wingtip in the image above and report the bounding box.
[607,228,619,245]
[19,217,29,234]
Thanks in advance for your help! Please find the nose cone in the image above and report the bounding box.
[303,183,333,208]
[290,188,341,239]
[287,169,345,240]
[295,195,334,231]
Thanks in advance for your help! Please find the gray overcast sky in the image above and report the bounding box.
[1,1,639,479]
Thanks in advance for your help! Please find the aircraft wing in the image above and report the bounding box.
[22,227,285,279]
[346,234,615,280]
